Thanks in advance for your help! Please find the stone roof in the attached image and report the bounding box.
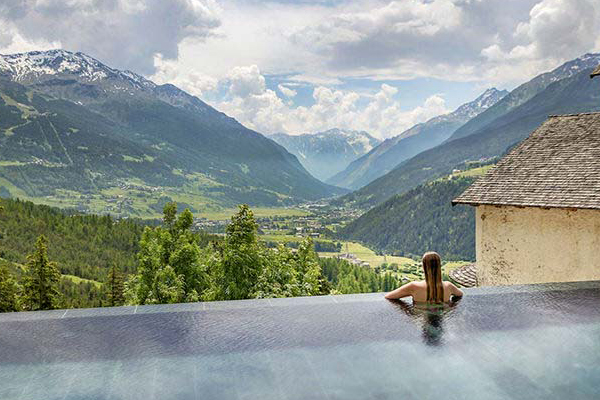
[591,65,600,78]
[449,264,477,288]
[453,112,600,210]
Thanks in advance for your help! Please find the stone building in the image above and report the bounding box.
[453,112,600,286]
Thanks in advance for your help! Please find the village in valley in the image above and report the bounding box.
[191,200,466,285]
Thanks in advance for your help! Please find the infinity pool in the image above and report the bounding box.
[1,281,600,399]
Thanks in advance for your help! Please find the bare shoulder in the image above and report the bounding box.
[443,281,464,296]
[442,281,456,289]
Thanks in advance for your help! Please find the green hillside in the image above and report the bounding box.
[338,177,476,261]
[0,197,144,282]
[0,51,343,218]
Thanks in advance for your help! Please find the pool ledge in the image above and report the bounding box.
[1,280,599,322]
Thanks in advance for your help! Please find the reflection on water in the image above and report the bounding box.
[388,298,461,346]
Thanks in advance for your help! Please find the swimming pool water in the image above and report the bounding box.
[1,281,599,399]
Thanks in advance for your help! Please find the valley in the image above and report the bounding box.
[1,48,599,312]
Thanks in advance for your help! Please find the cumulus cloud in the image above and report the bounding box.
[480,0,600,84]
[215,65,449,138]
[288,0,552,84]
[2,0,598,139]
[292,0,471,73]
[151,53,218,97]
[227,65,266,97]
[0,0,221,74]
[278,84,297,98]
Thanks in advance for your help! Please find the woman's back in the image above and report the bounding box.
[410,281,461,303]
[384,280,463,303]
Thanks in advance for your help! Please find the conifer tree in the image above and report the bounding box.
[22,235,61,311]
[295,237,326,296]
[210,204,264,300]
[126,203,207,304]
[107,264,125,306]
[0,263,19,312]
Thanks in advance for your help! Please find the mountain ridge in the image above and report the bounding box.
[327,87,507,189]
[340,55,600,209]
[446,53,600,142]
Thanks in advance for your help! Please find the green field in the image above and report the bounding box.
[0,183,310,221]
[318,241,415,267]
[62,274,103,288]
[453,164,495,177]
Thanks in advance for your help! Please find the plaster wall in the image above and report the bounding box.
[476,205,600,285]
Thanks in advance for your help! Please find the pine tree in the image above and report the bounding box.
[210,204,264,300]
[126,203,207,305]
[0,263,19,312]
[107,264,125,306]
[22,235,61,311]
[295,237,326,296]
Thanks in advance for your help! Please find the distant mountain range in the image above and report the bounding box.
[339,53,600,209]
[268,129,380,181]
[0,50,344,216]
[327,88,508,189]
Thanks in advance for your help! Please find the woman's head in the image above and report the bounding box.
[422,252,444,303]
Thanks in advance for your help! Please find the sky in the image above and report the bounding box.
[1,0,599,139]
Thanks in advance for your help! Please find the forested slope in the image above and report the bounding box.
[0,198,144,281]
[338,177,476,261]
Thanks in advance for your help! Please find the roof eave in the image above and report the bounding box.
[451,199,478,207]
[451,199,600,211]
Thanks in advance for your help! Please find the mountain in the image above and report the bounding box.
[269,129,380,181]
[447,53,600,142]
[340,54,600,209]
[338,176,476,261]
[327,88,507,190]
[0,50,343,216]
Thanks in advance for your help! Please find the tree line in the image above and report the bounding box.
[0,202,398,312]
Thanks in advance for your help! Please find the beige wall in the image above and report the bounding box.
[476,205,600,286]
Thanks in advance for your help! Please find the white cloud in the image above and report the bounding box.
[151,53,218,97]
[0,25,60,54]
[227,65,266,97]
[480,0,600,85]
[0,0,222,74]
[215,65,449,138]
[278,84,297,98]
[2,0,599,139]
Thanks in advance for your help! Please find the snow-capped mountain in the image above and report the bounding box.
[269,129,381,181]
[0,49,152,87]
[0,49,216,115]
[452,88,510,120]
[328,88,508,189]
[341,53,600,209]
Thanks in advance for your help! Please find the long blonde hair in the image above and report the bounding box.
[423,252,444,303]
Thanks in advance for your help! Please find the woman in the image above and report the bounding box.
[384,251,463,303]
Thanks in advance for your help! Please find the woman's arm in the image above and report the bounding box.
[384,282,415,300]
[448,282,464,298]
